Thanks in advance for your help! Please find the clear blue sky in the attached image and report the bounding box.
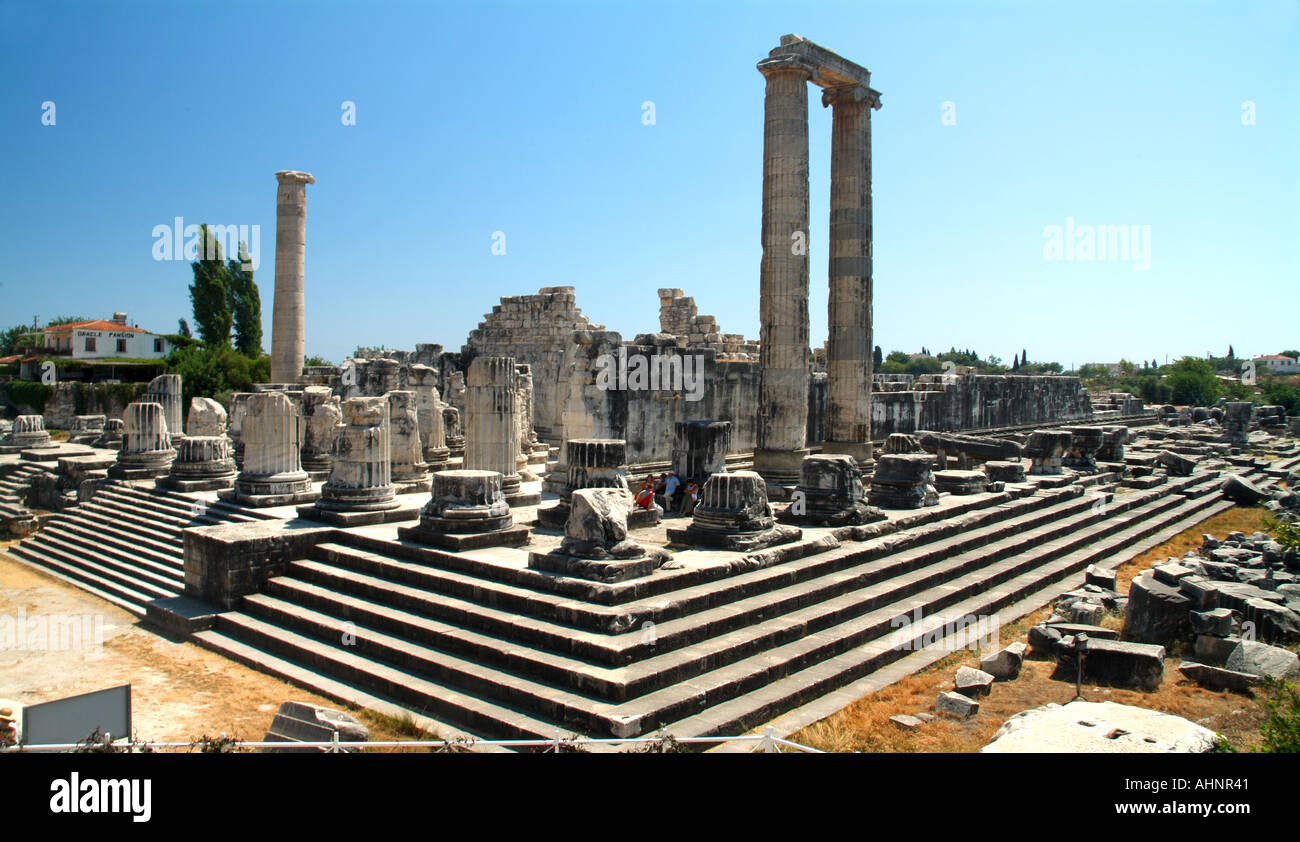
[2,0,1296,368]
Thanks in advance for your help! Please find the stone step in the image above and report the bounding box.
[288,486,1100,675]
[43,518,183,570]
[57,506,183,558]
[97,485,261,526]
[207,479,1212,737]
[307,487,1085,638]
[37,521,184,582]
[337,485,1047,609]
[257,486,1182,710]
[104,485,268,524]
[87,490,217,530]
[194,616,571,742]
[306,476,1208,649]
[183,628,506,748]
[212,480,1215,740]
[591,486,1209,730]
[230,596,613,730]
[76,501,184,541]
[12,534,181,597]
[661,486,1235,739]
[4,544,152,616]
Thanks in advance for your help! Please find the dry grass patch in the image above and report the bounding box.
[1112,505,1270,593]
[792,652,1270,753]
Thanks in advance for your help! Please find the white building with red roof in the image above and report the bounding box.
[1253,354,1299,375]
[41,313,172,360]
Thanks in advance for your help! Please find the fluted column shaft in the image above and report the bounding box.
[465,357,521,484]
[822,85,877,466]
[271,170,314,384]
[754,58,814,484]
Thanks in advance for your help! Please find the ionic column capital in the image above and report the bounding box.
[275,170,316,186]
[821,85,883,110]
[757,55,819,82]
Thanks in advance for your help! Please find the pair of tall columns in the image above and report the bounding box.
[753,52,881,487]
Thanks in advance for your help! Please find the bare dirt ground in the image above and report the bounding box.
[790,506,1282,752]
[0,546,413,746]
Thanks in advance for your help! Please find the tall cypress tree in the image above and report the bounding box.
[872,345,883,369]
[189,225,233,346]
[229,242,263,357]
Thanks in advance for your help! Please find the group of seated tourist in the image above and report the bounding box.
[633,470,699,515]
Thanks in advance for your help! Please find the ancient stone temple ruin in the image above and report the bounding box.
[12,34,1296,753]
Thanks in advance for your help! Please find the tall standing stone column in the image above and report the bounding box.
[465,356,540,507]
[410,364,450,471]
[753,56,815,492]
[271,170,314,385]
[821,84,881,471]
[387,390,431,493]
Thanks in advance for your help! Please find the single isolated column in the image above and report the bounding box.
[821,84,881,471]
[271,170,314,385]
[753,56,815,492]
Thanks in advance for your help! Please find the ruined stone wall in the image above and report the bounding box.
[36,383,149,430]
[869,374,1093,439]
[462,287,603,443]
[656,288,759,359]
[555,331,763,464]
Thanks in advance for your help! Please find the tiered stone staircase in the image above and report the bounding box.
[0,462,48,523]
[191,465,1254,743]
[6,483,273,616]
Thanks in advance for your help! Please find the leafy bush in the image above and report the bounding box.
[2,380,54,413]
[1263,380,1300,414]
[1253,679,1300,753]
[165,344,271,409]
[1166,357,1222,406]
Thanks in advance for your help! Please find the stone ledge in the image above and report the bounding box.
[297,502,422,527]
[145,595,221,638]
[396,523,531,551]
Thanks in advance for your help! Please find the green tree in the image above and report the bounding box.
[1166,356,1222,406]
[1263,380,1300,414]
[885,350,911,365]
[189,226,233,346]
[906,356,944,375]
[872,346,883,369]
[177,318,192,338]
[228,245,263,357]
